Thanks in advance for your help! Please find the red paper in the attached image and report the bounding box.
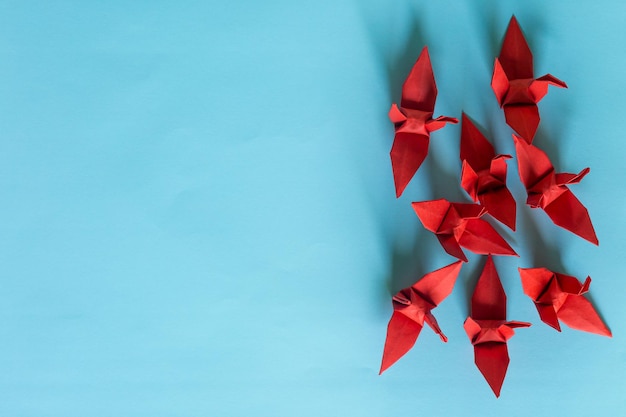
[389,46,458,197]
[464,256,531,397]
[380,261,463,374]
[519,267,611,336]
[460,113,516,230]
[491,16,567,142]
[412,199,517,262]
[513,135,598,244]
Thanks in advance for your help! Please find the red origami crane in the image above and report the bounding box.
[412,199,517,262]
[380,261,463,374]
[514,135,598,244]
[491,16,567,143]
[460,113,516,230]
[389,46,458,197]
[519,267,611,336]
[464,256,531,397]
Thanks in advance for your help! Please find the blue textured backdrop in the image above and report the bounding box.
[0,1,625,416]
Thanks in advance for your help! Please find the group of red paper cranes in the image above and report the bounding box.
[380,16,611,397]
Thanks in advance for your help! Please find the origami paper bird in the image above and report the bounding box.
[389,46,458,197]
[412,199,517,262]
[380,261,463,374]
[464,256,531,397]
[460,113,516,230]
[513,135,598,244]
[519,267,611,336]
[491,16,567,143]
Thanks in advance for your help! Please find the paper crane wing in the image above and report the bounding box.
[390,132,430,198]
[543,189,598,245]
[504,105,540,143]
[558,296,612,337]
[474,342,510,398]
[513,135,553,190]
[460,114,495,170]
[411,199,451,233]
[380,311,424,374]
[499,16,534,79]
[458,219,518,259]
[471,256,507,320]
[401,46,437,112]
[412,261,463,306]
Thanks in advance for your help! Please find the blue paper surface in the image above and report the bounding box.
[0,1,625,415]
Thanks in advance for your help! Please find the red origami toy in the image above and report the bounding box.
[519,267,611,336]
[412,199,517,262]
[514,135,598,244]
[389,46,458,197]
[380,261,463,374]
[379,15,609,398]
[460,113,516,230]
[464,256,531,397]
[492,16,567,142]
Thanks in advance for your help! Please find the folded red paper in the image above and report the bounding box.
[491,16,567,142]
[389,46,458,197]
[460,113,516,230]
[380,261,463,374]
[412,199,517,262]
[464,256,531,397]
[513,135,598,244]
[519,267,611,336]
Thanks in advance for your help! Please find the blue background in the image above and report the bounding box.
[0,1,625,415]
